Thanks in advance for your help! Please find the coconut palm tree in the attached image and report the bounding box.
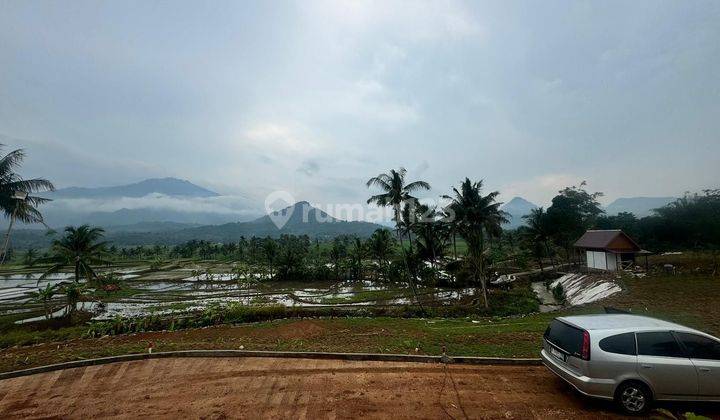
[411,203,449,274]
[0,145,55,263]
[444,178,508,308]
[367,168,429,307]
[366,168,430,246]
[42,225,109,284]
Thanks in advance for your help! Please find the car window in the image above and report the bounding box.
[636,331,684,358]
[545,320,583,355]
[599,333,637,355]
[675,332,720,360]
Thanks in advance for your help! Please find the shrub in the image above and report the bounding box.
[552,284,566,303]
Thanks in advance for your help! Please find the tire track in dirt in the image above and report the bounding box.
[0,357,714,419]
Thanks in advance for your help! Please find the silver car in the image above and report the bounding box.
[541,314,720,414]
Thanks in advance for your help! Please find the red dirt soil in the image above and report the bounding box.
[0,357,638,419]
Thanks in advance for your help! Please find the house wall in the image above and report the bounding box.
[586,250,617,270]
[606,253,618,271]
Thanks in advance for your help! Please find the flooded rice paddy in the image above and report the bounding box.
[0,262,478,323]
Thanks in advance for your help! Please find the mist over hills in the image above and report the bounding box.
[28,177,259,229]
[11,201,384,249]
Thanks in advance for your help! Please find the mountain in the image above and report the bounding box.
[9,201,386,249]
[49,177,219,198]
[169,201,383,243]
[501,197,538,229]
[10,177,259,229]
[102,221,202,233]
[605,197,676,217]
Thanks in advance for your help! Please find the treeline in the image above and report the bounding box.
[594,189,720,251]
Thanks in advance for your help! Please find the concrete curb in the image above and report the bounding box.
[0,350,542,381]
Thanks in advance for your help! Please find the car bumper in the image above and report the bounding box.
[540,349,615,400]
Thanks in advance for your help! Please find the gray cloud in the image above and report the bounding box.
[0,0,717,209]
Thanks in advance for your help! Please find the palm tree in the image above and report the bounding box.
[23,247,38,267]
[366,168,430,246]
[0,145,55,263]
[444,178,508,308]
[61,281,83,319]
[42,225,109,284]
[368,229,394,280]
[28,283,57,320]
[367,168,429,307]
[412,203,449,274]
[522,207,555,271]
[349,238,367,280]
[398,202,416,248]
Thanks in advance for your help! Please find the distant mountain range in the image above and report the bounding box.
[501,197,538,229]
[604,197,677,217]
[49,177,219,199]
[11,201,385,249]
[6,175,683,247]
[23,177,257,229]
[497,195,678,229]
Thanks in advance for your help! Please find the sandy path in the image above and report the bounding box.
[0,357,643,419]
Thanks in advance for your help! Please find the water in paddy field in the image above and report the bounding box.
[0,265,477,324]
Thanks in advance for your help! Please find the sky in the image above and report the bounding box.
[1,0,719,215]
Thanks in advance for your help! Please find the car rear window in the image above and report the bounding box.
[675,332,720,360]
[636,331,684,357]
[599,333,637,355]
[545,319,583,355]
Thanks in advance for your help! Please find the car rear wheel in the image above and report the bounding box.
[616,382,651,415]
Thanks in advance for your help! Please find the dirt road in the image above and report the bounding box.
[0,357,714,419]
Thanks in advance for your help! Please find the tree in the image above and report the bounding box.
[368,229,395,280]
[42,225,109,284]
[28,283,57,320]
[367,168,430,306]
[0,145,55,262]
[521,207,555,271]
[444,178,508,308]
[545,182,603,261]
[349,237,367,280]
[262,237,278,279]
[22,247,38,267]
[412,203,449,274]
[61,281,83,319]
[595,212,639,239]
[366,168,430,247]
[329,237,348,279]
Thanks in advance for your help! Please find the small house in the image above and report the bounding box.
[574,229,647,271]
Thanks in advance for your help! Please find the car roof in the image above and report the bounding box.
[557,314,698,333]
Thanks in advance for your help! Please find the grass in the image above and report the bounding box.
[1,254,719,373]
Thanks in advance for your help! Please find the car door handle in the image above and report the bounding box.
[641,364,653,369]
[698,367,711,372]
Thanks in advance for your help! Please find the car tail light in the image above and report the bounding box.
[581,330,591,360]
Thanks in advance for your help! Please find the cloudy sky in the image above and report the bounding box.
[1,0,719,211]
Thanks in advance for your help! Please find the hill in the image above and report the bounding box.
[605,197,676,217]
[501,197,538,229]
[9,201,385,249]
[49,177,219,199]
